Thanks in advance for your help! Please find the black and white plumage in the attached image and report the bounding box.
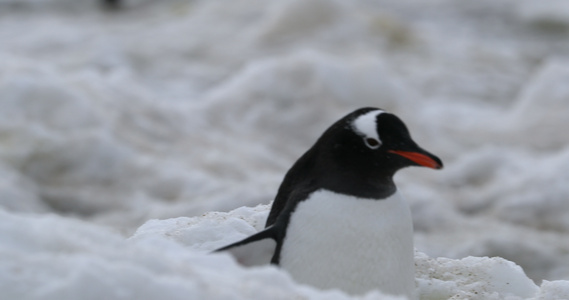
[216,107,443,299]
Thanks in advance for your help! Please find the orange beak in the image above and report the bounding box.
[388,150,443,169]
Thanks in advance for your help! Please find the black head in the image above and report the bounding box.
[309,107,443,195]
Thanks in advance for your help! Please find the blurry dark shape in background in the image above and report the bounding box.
[101,0,121,11]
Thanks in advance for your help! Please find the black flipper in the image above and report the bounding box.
[215,226,279,266]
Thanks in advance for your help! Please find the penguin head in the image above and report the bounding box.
[317,107,443,177]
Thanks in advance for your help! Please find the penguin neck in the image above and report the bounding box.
[295,146,400,200]
[317,166,397,200]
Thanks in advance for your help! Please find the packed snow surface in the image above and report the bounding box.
[1,0,569,299]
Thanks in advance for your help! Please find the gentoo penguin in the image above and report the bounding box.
[216,107,442,299]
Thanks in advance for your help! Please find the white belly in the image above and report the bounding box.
[279,189,416,299]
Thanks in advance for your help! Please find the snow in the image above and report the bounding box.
[1,208,392,300]
[1,0,569,299]
[3,204,568,300]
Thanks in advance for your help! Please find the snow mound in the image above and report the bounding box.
[2,195,568,300]
[416,253,538,299]
[131,205,569,300]
[0,208,401,300]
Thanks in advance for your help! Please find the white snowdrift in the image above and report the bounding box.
[0,208,396,300]
[2,205,568,300]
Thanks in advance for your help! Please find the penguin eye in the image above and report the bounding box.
[364,138,380,149]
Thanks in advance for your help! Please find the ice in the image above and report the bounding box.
[1,204,564,300]
[0,208,405,300]
[416,253,539,299]
[1,0,569,298]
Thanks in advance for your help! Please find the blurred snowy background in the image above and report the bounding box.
[1,0,569,297]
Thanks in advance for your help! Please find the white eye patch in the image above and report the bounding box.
[352,110,384,149]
